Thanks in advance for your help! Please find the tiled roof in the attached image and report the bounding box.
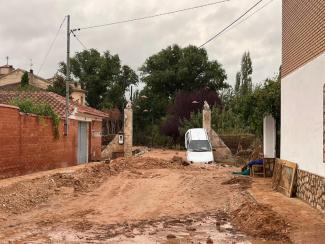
[0,91,108,119]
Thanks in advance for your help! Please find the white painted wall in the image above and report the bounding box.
[263,115,276,158]
[281,53,325,177]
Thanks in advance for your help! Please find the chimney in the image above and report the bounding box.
[71,82,86,106]
[29,69,34,85]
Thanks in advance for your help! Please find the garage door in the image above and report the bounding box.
[78,122,89,164]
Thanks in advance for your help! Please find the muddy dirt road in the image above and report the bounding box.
[0,150,322,243]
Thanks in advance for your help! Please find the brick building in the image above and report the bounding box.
[281,0,325,210]
[0,91,108,179]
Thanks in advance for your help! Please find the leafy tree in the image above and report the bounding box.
[140,44,228,108]
[47,74,66,96]
[21,71,29,87]
[235,72,241,94]
[239,52,253,95]
[229,76,280,136]
[59,49,138,109]
[161,88,221,140]
[179,111,202,137]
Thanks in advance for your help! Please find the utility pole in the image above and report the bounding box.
[65,14,71,136]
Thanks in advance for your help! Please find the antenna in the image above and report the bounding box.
[6,56,9,65]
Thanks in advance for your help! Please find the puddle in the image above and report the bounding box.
[104,216,250,244]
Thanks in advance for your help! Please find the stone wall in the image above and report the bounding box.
[101,134,124,160]
[296,169,325,211]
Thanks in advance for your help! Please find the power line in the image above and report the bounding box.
[226,0,276,32]
[71,30,88,50]
[72,0,231,32]
[38,16,66,75]
[199,0,264,47]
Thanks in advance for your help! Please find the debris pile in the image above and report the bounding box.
[231,201,290,240]
[221,176,252,190]
[0,157,186,214]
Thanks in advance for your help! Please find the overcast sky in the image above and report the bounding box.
[0,0,282,87]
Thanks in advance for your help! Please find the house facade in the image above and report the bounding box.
[0,64,86,105]
[281,0,325,210]
[0,65,51,90]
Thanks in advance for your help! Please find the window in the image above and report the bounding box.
[188,140,211,152]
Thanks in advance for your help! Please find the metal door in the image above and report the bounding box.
[78,122,89,164]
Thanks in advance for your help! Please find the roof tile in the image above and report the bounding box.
[0,91,108,119]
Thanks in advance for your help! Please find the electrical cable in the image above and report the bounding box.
[226,0,276,33]
[199,0,264,47]
[72,0,231,32]
[71,30,88,50]
[38,16,66,75]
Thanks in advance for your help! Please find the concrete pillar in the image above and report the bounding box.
[202,101,211,137]
[124,102,133,157]
[263,115,276,158]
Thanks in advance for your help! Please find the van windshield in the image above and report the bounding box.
[188,140,211,152]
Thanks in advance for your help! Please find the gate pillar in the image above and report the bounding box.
[202,101,211,138]
[124,102,133,157]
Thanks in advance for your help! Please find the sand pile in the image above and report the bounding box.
[222,176,252,190]
[231,201,290,241]
[0,157,186,214]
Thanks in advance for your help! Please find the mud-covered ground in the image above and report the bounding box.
[0,150,320,243]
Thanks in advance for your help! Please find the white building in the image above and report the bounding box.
[281,0,324,210]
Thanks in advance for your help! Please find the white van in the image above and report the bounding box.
[185,128,214,163]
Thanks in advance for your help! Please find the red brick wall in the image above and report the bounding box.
[282,0,325,78]
[0,105,79,179]
[89,120,102,161]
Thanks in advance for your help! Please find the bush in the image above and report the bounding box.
[10,99,60,139]
[21,71,29,87]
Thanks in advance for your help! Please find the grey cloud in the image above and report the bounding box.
[0,0,282,87]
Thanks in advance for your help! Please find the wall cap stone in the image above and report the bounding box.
[0,104,19,110]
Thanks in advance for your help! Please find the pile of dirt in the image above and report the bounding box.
[109,157,185,173]
[171,156,190,166]
[222,176,252,190]
[231,201,290,241]
[0,157,185,215]
[0,163,112,214]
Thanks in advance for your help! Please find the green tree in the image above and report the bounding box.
[179,111,202,137]
[59,49,138,109]
[47,74,66,96]
[228,77,280,136]
[21,71,29,87]
[140,44,228,101]
[240,52,253,95]
[234,72,241,94]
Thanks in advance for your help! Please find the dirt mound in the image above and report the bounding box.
[109,157,185,173]
[222,176,252,190]
[171,156,190,166]
[0,163,112,214]
[231,201,290,241]
[0,157,184,215]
